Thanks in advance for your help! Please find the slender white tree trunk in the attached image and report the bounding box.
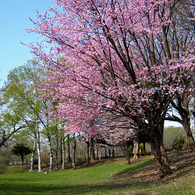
[62,137,65,170]
[49,142,53,172]
[29,138,36,172]
[55,124,59,170]
[37,129,42,172]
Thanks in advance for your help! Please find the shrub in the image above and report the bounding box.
[171,136,184,150]
[41,155,50,167]
[139,144,146,155]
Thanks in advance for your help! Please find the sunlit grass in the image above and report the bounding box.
[0,156,194,194]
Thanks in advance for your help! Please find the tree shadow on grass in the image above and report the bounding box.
[0,180,149,195]
[112,148,195,186]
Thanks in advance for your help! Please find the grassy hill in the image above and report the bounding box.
[0,149,194,194]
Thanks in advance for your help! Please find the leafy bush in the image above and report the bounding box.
[171,136,184,150]
[163,126,184,149]
[139,144,146,155]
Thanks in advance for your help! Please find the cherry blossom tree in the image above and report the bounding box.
[165,0,195,148]
[26,0,195,177]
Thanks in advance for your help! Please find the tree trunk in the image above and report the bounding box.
[55,140,59,170]
[181,92,195,148]
[47,134,53,172]
[60,135,62,165]
[112,147,115,158]
[126,144,131,164]
[62,137,65,170]
[104,146,107,158]
[151,139,172,177]
[133,136,139,160]
[49,144,53,172]
[96,144,99,160]
[71,133,76,170]
[108,148,111,158]
[93,144,96,160]
[90,137,95,162]
[55,124,59,170]
[183,114,195,149]
[29,139,36,172]
[21,155,24,165]
[86,141,90,165]
[172,92,195,148]
[67,134,71,162]
[37,130,42,172]
[151,124,172,177]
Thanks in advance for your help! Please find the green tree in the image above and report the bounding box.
[163,126,184,150]
[0,90,27,148]
[11,143,31,165]
[1,60,45,172]
[171,136,185,151]
[1,60,66,171]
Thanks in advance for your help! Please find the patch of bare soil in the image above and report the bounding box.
[115,148,195,185]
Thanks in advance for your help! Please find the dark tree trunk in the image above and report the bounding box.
[170,92,195,149]
[96,144,99,160]
[93,144,96,160]
[108,148,111,158]
[151,123,172,177]
[181,92,195,148]
[90,137,95,162]
[21,155,24,165]
[86,141,90,165]
[67,134,71,162]
[183,113,195,149]
[112,147,115,158]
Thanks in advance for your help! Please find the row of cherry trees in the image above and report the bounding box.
[25,0,195,177]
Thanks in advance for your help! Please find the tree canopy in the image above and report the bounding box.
[25,0,194,177]
[11,143,31,165]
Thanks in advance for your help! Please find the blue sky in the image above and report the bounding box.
[0,0,53,87]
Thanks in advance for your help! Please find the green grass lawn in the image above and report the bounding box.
[0,153,194,195]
